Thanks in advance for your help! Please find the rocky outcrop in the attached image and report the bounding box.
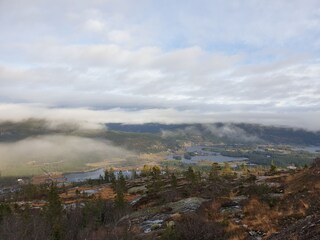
[268,214,320,240]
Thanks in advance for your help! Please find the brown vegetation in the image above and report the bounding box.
[1,160,320,239]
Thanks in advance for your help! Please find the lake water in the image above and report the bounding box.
[63,168,105,182]
[167,146,248,163]
[63,169,139,183]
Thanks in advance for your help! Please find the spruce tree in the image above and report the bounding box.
[170,173,177,188]
[184,166,196,185]
[109,168,116,189]
[104,169,110,183]
[118,171,127,192]
[46,183,63,240]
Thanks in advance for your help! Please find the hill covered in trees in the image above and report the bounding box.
[106,122,320,145]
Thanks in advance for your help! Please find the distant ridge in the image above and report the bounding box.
[106,122,320,145]
[106,123,192,133]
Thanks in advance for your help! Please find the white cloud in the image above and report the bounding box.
[1,1,320,130]
[0,104,319,131]
[108,30,132,44]
[83,19,105,32]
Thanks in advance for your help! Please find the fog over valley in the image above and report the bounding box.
[1,2,320,239]
[0,133,136,176]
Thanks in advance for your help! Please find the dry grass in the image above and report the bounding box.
[226,222,246,240]
[31,172,63,184]
[98,185,115,200]
[242,197,280,236]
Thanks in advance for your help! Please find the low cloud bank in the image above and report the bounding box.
[203,124,260,143]
[0,135,135,176]
[0,103,320,131]
[160,124,260,143]
[161,126,201,138]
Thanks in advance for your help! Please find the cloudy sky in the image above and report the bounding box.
[1,0,320,130]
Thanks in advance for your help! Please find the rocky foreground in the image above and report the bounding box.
[0,159,319,239]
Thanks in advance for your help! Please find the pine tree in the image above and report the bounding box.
[104,169,110,183]
[270,160,277,173]
[184,166,196,185]
[114,186,125,209]
[114,173,127,209]
[209,163,219,181]
[131,169,138,179]
[170,173,177,188]
[151,166,161,179]
[109,168,116,189]
[0,203,11,223]
[46,183,63,240]
[47,183,62,221]
[118,171,127,192]
[147,166,163,193]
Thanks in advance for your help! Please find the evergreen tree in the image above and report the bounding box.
[104,169,110,183]
[131,169,138,179]
[0,203,11,223]
[118,171,127,192]
[170,173,177,188]
[46,183,62,221]
[109,168,116,189]
[99,174,104,184]
[209,163,220,181]
[184,166,196,185]
[147,166,163,193]
[151,166,161,179]
[45,183,63,240]
[114,173,127,209]
[270,160,277,173]
[114,186,125,209]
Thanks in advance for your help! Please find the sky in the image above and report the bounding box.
[1,0,320,130]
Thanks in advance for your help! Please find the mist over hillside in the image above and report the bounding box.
[1,119,320,146]
[0,120,137,176]
[1,119,319,176]
[2,1,320,239]
[107,122,320,145]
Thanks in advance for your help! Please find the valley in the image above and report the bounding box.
[0,121,319,239]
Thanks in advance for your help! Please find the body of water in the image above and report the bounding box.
[63,169,139,182]
[63,168,105,182]
[168,145,248,163]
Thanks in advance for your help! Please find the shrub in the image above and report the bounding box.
[174,213,226,240]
